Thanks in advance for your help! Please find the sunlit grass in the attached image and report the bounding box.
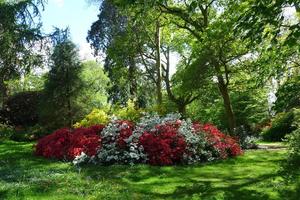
[0,140,299,200]
[256,141,286,145]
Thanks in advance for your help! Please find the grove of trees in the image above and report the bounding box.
[0,0,299,137]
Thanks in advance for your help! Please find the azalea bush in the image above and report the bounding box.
[139,126,186,165]
[35,113,243,166]
[92,119,147,165]
[35,125,104,160]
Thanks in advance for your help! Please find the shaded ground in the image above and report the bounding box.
[0,140,299,200]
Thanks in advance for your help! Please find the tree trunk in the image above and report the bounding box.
[214,64,236,134]
[0,79,9,110]
[178,103,187,118]
[128,56,137,100]
[66,63,72,128]
[155,20,162,106]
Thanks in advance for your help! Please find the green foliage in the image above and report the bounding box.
[0,0,44,105]
[146,97,178,117]
[237,0,300,47]
[74,108,109,128]
[113,99,144,122]
[78,61,109,110]
[0,123,13,140]
[3,91,41,126]
[231,89,269,133]
[39,30,84,129]
[262,109,299,141]
[282,108,300,178]
[187,87,225,129]
[10,124,48,142]
[6,73,45,95]
[274,75,300,113]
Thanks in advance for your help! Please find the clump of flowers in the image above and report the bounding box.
[92,120,147,165]
[35,125,104,160]
[139,123,187,165]
[198,123,243,159]
[35,128,72,160]
[36,113,242,166]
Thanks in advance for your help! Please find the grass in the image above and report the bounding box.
[0,140,299,200]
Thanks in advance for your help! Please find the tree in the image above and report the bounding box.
[78,60,110,112]
[0,0,45,108]
[87,0,139,104]
[40,29,83,129]
[134,0,249,133]
[237,0,300,47]
[274,75,300,113]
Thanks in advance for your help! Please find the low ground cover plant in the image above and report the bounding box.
[35,114,242,166]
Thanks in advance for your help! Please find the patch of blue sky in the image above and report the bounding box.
[41,0,99,60]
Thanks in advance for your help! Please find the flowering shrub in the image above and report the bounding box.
[179,120,214,164]
[73,108,109,128]
[67,125,104,158]
[139,124,187,165]
[35,125,104,160]
[92,120,147,165]
[197,123,243,158]
[35,128,73,160]
[36,113,242,166]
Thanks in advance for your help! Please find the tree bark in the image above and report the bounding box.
[155,20,162,106]
[178,103,187,118]
[215,65,236,134]
[66,61,72,128]
[128,56,137,100]
[0,78,9,110]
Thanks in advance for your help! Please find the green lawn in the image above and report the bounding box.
[0,140,299,200]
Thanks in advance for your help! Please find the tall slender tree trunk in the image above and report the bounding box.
[128,56,137,100]
[215,65,236,134]
[66,63,72,128]
[155,20,162,106]
[0,78,9,110]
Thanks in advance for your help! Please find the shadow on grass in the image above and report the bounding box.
[0,140,299,200]
[0,141,74,199]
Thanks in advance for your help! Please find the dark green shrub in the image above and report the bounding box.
[262,109,298,141]
[274,76,300,113]
[10,124,49,142]
[3,91,41,126]
[282,109,300,178]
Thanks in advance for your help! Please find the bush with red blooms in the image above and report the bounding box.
[35,128,72,160]
[197,123,243,159]
[139,124,186,165]
[35,125,104,160]
[36,113,242,166]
